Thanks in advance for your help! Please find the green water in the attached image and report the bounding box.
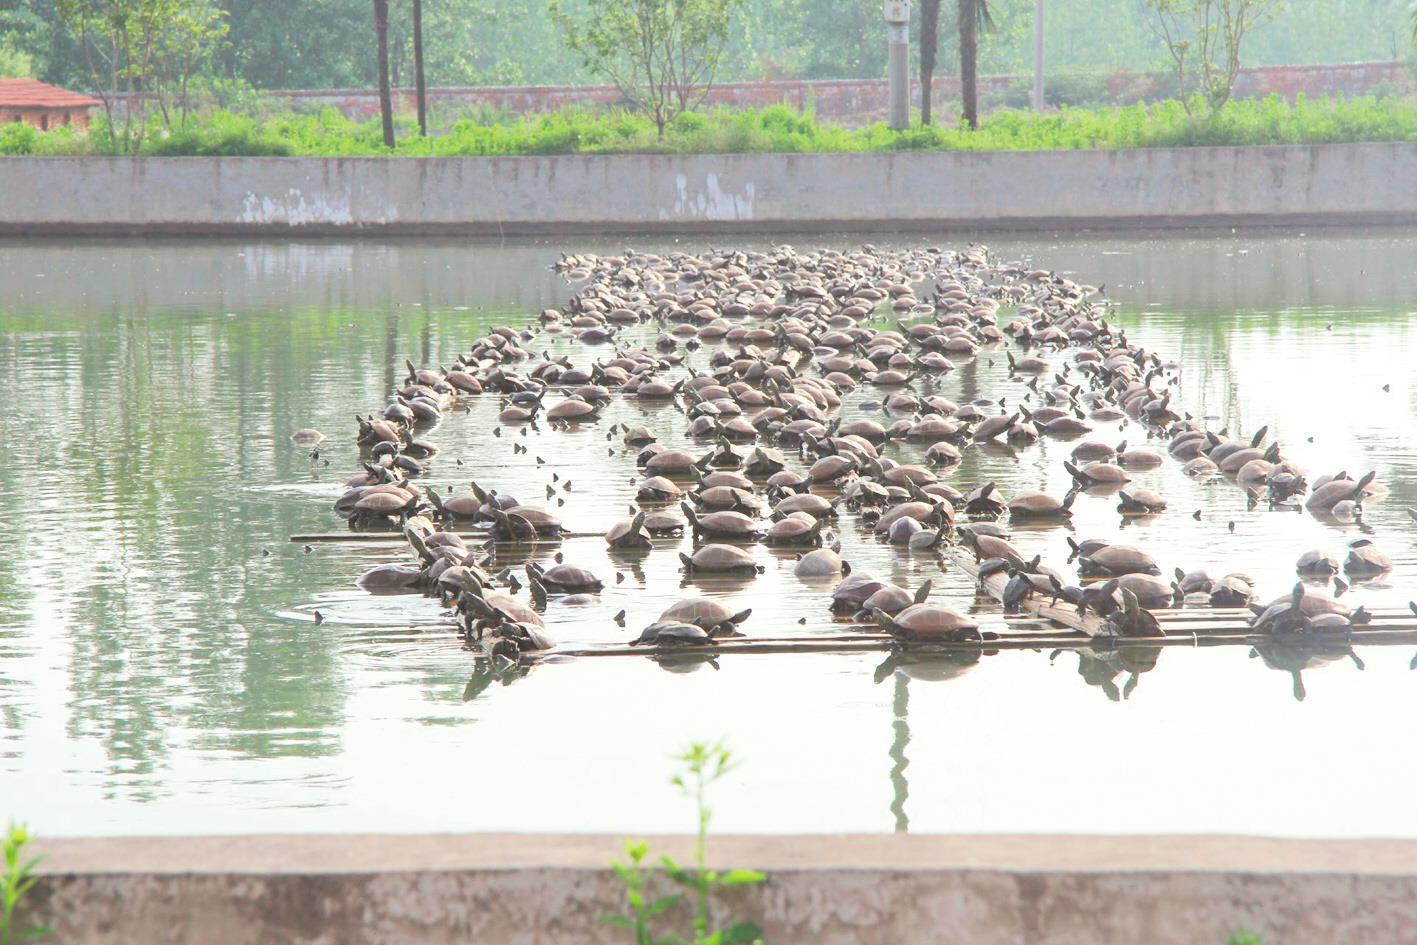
[2,232,1416,837]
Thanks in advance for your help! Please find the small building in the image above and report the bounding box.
[0,79,101,131]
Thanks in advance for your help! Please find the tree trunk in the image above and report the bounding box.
[958,0,978,129]
[920,0,939,126]
[373,0,395,148]
[412,0,427,135]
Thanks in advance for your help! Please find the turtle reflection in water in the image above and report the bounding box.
[462,657,532,702]
[873,647,985,684]
[1072,642,1164,702]
[1250,640,1363,702]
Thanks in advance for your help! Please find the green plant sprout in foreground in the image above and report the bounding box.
[0,824,47,945]
[606,742,766,945]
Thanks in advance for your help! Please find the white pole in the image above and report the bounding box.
[886,2,911,130]
[1032,0,1045,111]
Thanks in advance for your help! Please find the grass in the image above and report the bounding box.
[0,824,47,945]
[4,94,1417,157]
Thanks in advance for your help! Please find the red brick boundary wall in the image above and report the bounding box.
[105,61,1412,126]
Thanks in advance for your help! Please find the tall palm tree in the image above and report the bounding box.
[412,0,428,136]
[957,0,995,129]
[919,0,941,125]
[373,0,395,148]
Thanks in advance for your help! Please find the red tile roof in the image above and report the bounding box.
[0,79,102,109]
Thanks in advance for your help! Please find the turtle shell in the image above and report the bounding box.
[883,604,978,641]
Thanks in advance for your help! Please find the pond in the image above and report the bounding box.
[2,230,1417,839]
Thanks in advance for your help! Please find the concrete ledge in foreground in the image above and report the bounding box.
[3,143,1416,236]
[23,833,1417,944]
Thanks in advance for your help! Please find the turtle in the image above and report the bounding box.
[1344,538,1392,576]
[873,603,981,642]
[962,482,1006,517]
[349,490,421,529]
[1295,549,1340,577]
[546,398,602,422]
[502,505,563,536]
[874,500,944,535]
[623,426,656,445]
[426,488,483,520]
[772,493,836,520]
[644,449,705,475]
[794,548,846,578]
[970,412,1018,442]
[830,575,890,613]
[630,621,717,647]
[603,511,651,549]
[1306,471,1377,512]
[766,515,824,546]
[679,544,762,574]
[485,621,556,659]
[1208,573,1256,608]
[1173,568,1213,596]
[1064,461,1130,487]
[908,525,951,551]
[1112,573,1180,610]
[885,515,924,545]
[682,504,761,540]
[527,562,603,592]
[356,563,424,592]
[656,599,752,632]
[642,510,685,535]
[1251,584,1350,628]
[744,447,787,476]
[1105,589,1163,637]
[862,580,932,620]
[1065,537,1110,561]
[1008,490,1077,519]
[1183,455,1219,477]
[291,428,325,445]
[636,476,683,501]
[1116,489,1167,515]
[1071,440,1117,463]
[690,486,760,513]
[1113,441,1165,469]
[1077,545,1159,578]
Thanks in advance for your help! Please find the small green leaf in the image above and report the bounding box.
[601,915,635,929]
[717,869,766,886]
[721,921,763,944]
[645,894,683,917]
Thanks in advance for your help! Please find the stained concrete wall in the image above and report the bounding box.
[3,143,1416,236]
[23,833,1417,944]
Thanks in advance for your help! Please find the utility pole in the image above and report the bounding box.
[1032,0,1044,112]
[885,1,911,131]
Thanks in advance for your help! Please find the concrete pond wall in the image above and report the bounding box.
[23,833,1417,944]
[3,142,1416,236]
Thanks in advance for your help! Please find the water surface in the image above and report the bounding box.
[2,231,1416,838]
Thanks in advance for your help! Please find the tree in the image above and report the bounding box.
[919,0,940,125]
[411,0,427,135]
[957,0,994,129]
[372,0,394,147]
[56,0,227,151]
[549,0,743,135]
[1146,0,1283,115]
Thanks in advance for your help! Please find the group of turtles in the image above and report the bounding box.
[315,243,1409,662]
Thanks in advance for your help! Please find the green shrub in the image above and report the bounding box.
[4,94,1417,157]
[0,122,36,156]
